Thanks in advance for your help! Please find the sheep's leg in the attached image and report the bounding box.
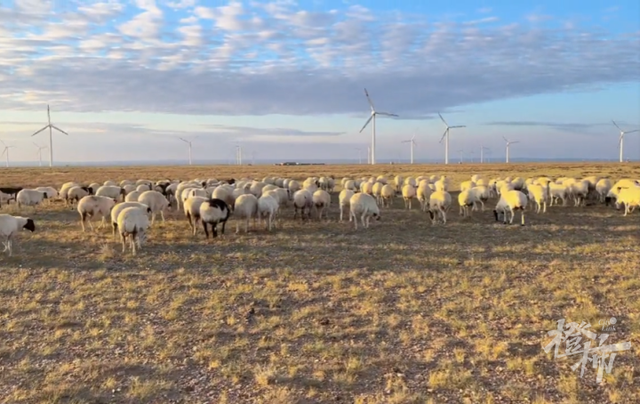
[131,236,137,256]
[480,200,485,212]
[520,209,525,226]
[339,206,344,222]
[459,205,463,216]
[202,221,209,239]
[236,220,240,234]
[186,212,194,232]
[440,207,447,224]
[221,220,227,235]
[509,207,515,224]
[120,233,126,253]
[245,218,249,233]
[88,218,95,232]
[352,211,358,229]
[212,223,218,237]
[160,210,166,222]
[7,237,12,257]
[80,213,86,232]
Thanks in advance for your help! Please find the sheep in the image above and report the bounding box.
[457,190,478,217]
[77,195,116,232]
[138,190,170,224]
[344,180,356,191]
[293,189,313,220]
[234,194,259,234]
[16,189,48,210]
[257,194,279,231]
[338,189,355,221]
[183,196,208,235]
[125,190,142,202]
[110,202,151,239]
[596,179,612,203]
[67,186,93,204]
[393,175,404,193]
[460,180,475,192]
[527,184,547,213]
[416,182,432,212]
[211,186,236,210]
[468,186,492,211]
[287,180,301,196]
[200,198,231,238]
[104,180,118,187]
[548,183,569,206]
[570,180,590,207]
[428,191,452,224]
[494,190,528,225]
[312,189,331,221]
[403,177,417,188]
[349,193,381,229]
[117,207,150,255]
[371,182,384,205]
[35,186,58,204]
[616,186,640,216]
[136,184,152,192]
[59,182,79,203]
[402,184,416,210]
[95,185,125,202]
[380,184,396,208]
[0,214,35,256]
[434,178,447,192]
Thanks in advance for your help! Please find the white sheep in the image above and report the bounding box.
[138,190,170,224]
[393,175,404,193]
[570,180,590,207]
[95,185,125,202]
[468,186,492,211]
[0,214,35,256]
[293,189,313,220]
[338,189,355,221]
[77,195,116,232]
[380,184,396,208]
[344,180,357,191]
[35,186,58,204]
[200,198,232,237]
[494,190,528,225]
[257,194,279,231]
[183,196,208,235]
[67,186,92,204]
[596,179,612,203]
[417,182,432,212]
[526,184,547,213]
[311,189,331,221]
[428,191,452,224]
[616,186,640,216]
[110,201,151,239]
[349,193,381,229]
[125,190,142,202]
[548,183,569,206]
[117,207,150,255]
[371,182,384,205]
[16,189,48,210]
[457,190,478,217]
[402,184,416,210]
[234,194,259,233]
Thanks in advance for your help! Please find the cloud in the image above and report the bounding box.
[484,120,616,134]
[0,1,638,119]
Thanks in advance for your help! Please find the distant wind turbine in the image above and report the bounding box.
[612,120,639,162]
[438,113,466,165]
[457,148,464,164]
[359,88,398,165]
[178,136,197,165]
[30,104,68,167]
[401,134,417,164]
[503,136,520,163]
[355,147,363,164]
[235,145,243,165]
[480,145,490,164]
[1,141,16,167]
[33,142,48,167]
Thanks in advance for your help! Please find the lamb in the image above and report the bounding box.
[183,196,208,235]
[349,193,381,229]
[234,194,259,233]
[96,185,125,202]
[312,189,331,220]
[493,190,528,225]
[402,184,416,209]
[417,182,432,212]
[428,191,452,224]
[0,214,35,256]
[200,198,231,237]
[338,189,355,221]
[293,189,313,220]
[257,194,279,231]
[110,202,151,239]
[125,190,142,202]
[138,190,170,224]
[526,184,547,213]
[16,189,48,210]
[380,184,396,208]
[117,207,150,255]
[77,195,116,232]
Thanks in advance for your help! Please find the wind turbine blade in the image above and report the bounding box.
[625,129,639,134]
[439,129,447,143]
[450,125,465,128]
[413,140,417,146]
[612,120,622,131]
[511,141,521,144]
[178,137,188,143]
[359,115,373,133]
[401,140,410,143]
[438,113,448,127]
[33,142,40,148]
[31,125,49,136]
[502,136,509,142]
[51,125,68,135]
[376,112,398,117]
[364,88,375,111]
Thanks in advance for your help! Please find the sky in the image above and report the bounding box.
[0,0,639,165]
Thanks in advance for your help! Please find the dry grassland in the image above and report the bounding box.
[0,162,639,404]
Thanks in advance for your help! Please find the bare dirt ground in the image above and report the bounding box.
[0,162,638,404]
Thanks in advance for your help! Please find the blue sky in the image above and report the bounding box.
[0,0,638,164]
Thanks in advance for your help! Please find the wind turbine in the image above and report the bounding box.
[480,145,490,163]
[355,147,363,164]
[503,136,520,163]
[178,136,197,165]
[358,88,398,165]
[438,113,466,165]
[401,134,417,164]
[612,120,639,162]
[235,145,242,165]
[1,141,16,167]
[457,148,464,164]
[33,142,48,167]
[30,104,68,167]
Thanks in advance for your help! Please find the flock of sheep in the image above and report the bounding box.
[0,172,637,256]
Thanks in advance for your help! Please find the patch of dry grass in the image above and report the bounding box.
[0,162,639,403]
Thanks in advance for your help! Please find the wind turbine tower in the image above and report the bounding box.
[1,141,16,167]
[34,142,48,167]
[503,136,520,163]
[480,145,490,164]
[438,113,466,165]
[358,88,398,165]
[30,104,68,167]
[179,137,196,165]
[612,120,639,162]
[401,134,417,164]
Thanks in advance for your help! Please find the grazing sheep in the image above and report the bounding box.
[404,177,417,188]
[338,189,355,221]
[460,180,475,192]
[211,186,236,210]
[469,186,492,211]
[616,186,640,216]
[77,195,116,232]
[548,183,569,206]
[123,184,137,195]
[494,190,528,225]
[570,180,590,207]
[96,185,125,202]
[288,180,301,196]
[349,192,381,229]
[312,189,331,220]
[67,186,93,204]
[417,182,432,212]
[428,191,452,224]
[257,194,279,231]
[234,194,259,234]
[372,182,384,205]
[200,198,231,238]
[293,189,313,220]
[457,190,477,217]
[393,175,404,193]
[527,184,547,213]
[35,187,58,204]
[59,182,79,203]
[183,196,208,235]
[136,184,151,192]
[111,202,151,239]
[0,214,35,256]
[117,207,150,255]
[380,184,396,208]
[125,190,142,202]
[16,189,48,210]
[138,190,170,224]
[596,179,612,203]
[402,184,416,210]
